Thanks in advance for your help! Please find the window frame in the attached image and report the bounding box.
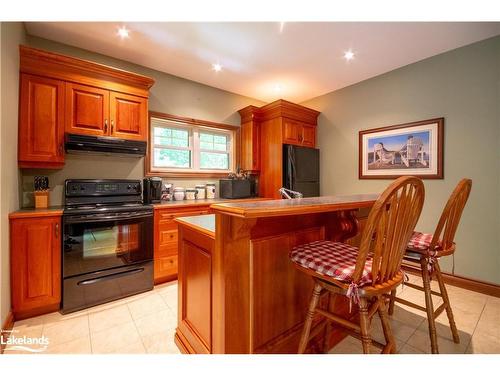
[146,111,239,178]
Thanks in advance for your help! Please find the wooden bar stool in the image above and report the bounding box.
[290,176,425,354]
[388,178,472,354]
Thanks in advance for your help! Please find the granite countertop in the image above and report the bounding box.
[210,194,379,219]
[176,214,216,238]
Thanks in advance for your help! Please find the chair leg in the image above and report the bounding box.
[298,282,323,354]
[378,295,397,353]
[421,257,439,354]
[358,297,372,354]
[434,262,460,343]
[388,289,396,316]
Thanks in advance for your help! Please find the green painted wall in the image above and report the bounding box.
[0,22,25,327]
[301,36,500,284]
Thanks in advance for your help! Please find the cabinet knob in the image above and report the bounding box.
[111,120,114,133]
[104,119,108,132]
[55,223,59,238]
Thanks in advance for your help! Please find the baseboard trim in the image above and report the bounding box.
[403,265,500,298]
[1,310,15,354]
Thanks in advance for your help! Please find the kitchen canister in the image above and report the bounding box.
[185,188,197,200]
[173,187,185,201]
[206,183,216,199]
[195,184,206,199]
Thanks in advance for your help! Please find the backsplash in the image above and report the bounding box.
[21,154,223,207]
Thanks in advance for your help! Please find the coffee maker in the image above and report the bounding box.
[143,177,162,204]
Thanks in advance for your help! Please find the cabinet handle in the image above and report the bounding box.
[104,119,108,132]
[55,223,59,238]
[111,120,114,133]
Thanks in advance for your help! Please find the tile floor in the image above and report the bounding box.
[4,274,500,354]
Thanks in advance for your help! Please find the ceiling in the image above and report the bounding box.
[25,22,500,103]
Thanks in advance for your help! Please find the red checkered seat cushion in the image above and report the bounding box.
[289,240,373,286]
[407,231,434,251]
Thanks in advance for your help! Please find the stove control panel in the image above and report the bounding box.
[65,180,142,197]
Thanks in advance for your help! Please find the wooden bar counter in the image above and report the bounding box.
[174,194,378,354]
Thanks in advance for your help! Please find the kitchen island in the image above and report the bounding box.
[174,194,378,354]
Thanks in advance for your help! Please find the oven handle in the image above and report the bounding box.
[64,212,152,223]
[77,267,145,286]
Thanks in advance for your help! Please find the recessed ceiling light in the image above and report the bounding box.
[117,26,130,39]
[273,84,283,92]
[344,50,355,61]
[279,22,285,33]
[212,63,222,72]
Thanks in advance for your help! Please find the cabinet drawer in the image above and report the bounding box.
[157,209,210,221]
[157,229,178,257]
[154,255,178,282]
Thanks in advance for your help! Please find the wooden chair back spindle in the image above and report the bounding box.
[352,176,425,285]
[429,179,472,255]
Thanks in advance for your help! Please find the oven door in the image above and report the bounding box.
[63,211,153,278]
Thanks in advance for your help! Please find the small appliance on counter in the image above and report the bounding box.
[34,176,50,208]
[143,177,162,204]
[219,168,253,199]
[161,183,174,201]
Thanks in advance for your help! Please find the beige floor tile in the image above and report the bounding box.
[371,315,417,343]
[88,304,133,333]
[398,343,426,354]
[127,293,168,320]
[91,321,141,354]
[405,327,468,354]
[416,319,472,347]
[329,336,364,354]
[155,281,177,294]
[388,305,426,328]
[42,315,90,347]
[43,310,88,327]
[12,315,45,330]
[11,321,44,339]
[44,336,92,354]
[466,331,500,354]
[134,308,177,338]
[107,340,146,354]
[158,289,178,311]
[141,330,180,354]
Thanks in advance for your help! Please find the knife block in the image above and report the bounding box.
[34,191,49,209]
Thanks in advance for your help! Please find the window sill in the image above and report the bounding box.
[145,170,232,178]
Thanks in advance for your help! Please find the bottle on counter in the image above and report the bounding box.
[195,184,206,200]
[173,187,185,201]
[185,188,197,200]
[206,183,216,199]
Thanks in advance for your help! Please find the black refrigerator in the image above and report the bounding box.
[283,144,320,197]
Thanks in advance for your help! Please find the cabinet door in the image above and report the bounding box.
[65,83,110,136]
[19,74,65,168]
[240,120,260,172]
[283,119,300,145]
[10,216,61,319]
[110,92,147,141]
[301,124,316,148]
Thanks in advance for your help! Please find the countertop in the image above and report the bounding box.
[9,206,64,219]
[153,197,266,210]
[175,214,215,238]
[210,194,379,219]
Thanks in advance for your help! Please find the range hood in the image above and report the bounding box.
[65,134,147,157]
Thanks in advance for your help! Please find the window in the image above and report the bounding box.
[149,114,236,175]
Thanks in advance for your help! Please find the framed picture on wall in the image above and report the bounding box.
[359,118,444,179]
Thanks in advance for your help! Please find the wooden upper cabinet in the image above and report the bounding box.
[301,124,316,147]
[10,215,61,320]
[18,45,155,168]
[110,91,148,141]
[65,83,110,136]
[283,119,301,145]
[283,118,316,148]
[238,106,261,172]
[18,74,65,169]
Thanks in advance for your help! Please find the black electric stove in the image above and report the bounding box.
[62,179,154,314]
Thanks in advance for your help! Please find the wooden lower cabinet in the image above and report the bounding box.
[10,215,62,320]
[153,206,210,284]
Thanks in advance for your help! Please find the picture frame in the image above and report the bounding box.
[359,118,444,179]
